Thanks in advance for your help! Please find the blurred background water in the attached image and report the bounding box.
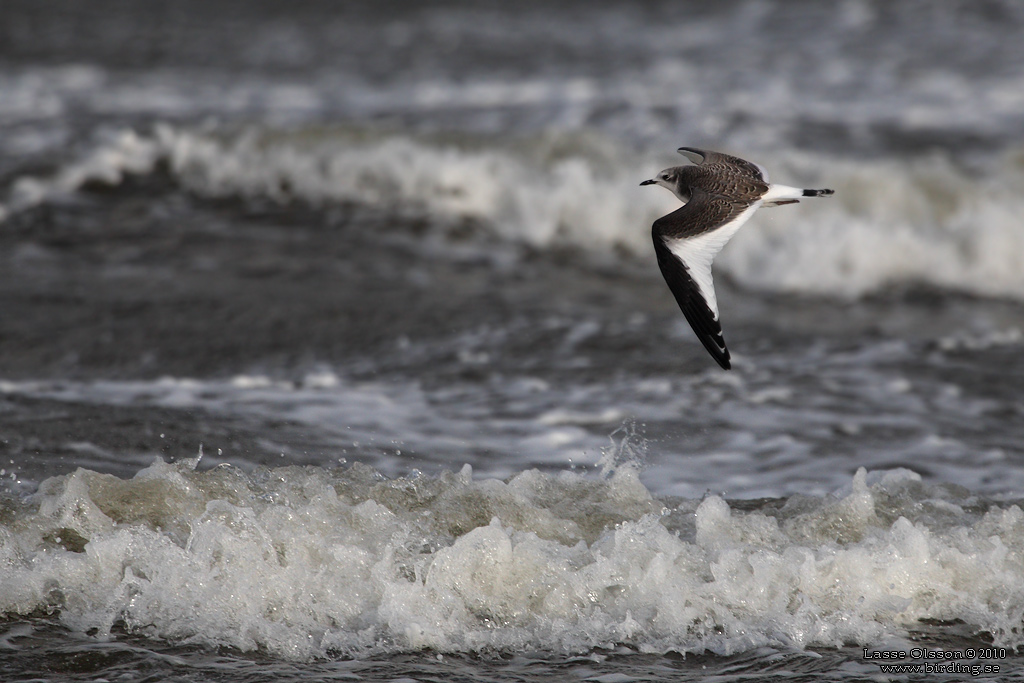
[2,1,1024,680]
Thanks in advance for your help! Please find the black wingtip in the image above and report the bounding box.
[705,341,731,370]
[802,188,835,197]
[684,304,732,370]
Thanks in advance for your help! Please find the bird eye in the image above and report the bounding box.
[661,174,670,181]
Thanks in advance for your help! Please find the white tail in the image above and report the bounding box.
[762,184,834,207]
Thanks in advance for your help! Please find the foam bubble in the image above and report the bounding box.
[2,462,1023,660]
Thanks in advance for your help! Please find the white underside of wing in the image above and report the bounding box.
[664,202,761,320]
[678,149,704,164]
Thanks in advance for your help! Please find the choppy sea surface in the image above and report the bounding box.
[3,1,1024,680]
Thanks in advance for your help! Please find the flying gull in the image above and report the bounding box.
[641,147,834,370]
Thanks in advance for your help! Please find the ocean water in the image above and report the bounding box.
[3,1,1024,680]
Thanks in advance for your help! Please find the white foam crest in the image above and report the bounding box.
[4,129,165,213]
[159,129,1024,299]
[1,124,669,255]
[7,124,1024,298]
[3,464,1024,659]
[167,126,668,255]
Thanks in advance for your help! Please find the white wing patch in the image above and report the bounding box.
[664,202,761,320]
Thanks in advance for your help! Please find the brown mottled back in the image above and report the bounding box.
[680,150,769,203]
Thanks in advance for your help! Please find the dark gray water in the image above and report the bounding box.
[3,1,1024,680]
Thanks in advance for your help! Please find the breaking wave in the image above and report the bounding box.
[5,125,1024,299]
[2,461,1023,660]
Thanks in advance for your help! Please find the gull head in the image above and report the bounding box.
[640,166,690,202]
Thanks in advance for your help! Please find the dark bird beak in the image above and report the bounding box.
[639,179,656,186]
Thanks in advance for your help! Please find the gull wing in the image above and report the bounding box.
[678,146,770,183]
[652,188,762,369]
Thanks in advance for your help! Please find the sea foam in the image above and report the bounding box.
[2,461,1023,660]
